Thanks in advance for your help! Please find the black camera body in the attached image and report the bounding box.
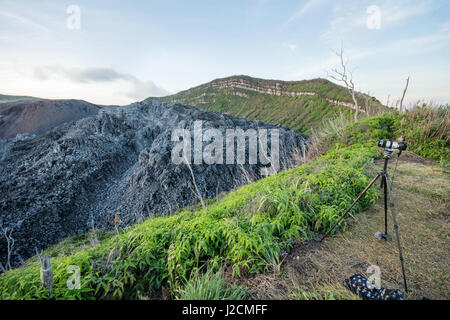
[377,140,407,151]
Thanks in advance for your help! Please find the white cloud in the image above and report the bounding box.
[380,0,432,24]
[31,65,170,100]
[0,10,49,32]
[294,29,450,79]
[291,55,339,79]
[285,43,297,51]
[34,66,128,82]
[127,80,169,99]
[285,0,326,25]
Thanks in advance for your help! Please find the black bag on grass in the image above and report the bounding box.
[343,274,404,300]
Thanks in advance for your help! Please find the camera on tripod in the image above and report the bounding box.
[377,140,407,151]
[321,138,410,293]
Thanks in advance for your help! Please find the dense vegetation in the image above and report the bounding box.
[395,104,449,162]
[155,76,387,134]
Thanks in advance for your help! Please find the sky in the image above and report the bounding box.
[0,0,449,106]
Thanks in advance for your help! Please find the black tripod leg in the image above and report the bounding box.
[320,173,382,242]
[385,172,408,293]
[384,176,388,236]
[382,156,389,237]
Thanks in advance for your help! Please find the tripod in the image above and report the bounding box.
[320,149,408,293]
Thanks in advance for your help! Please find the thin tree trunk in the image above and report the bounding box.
[351,88,359,121]
[399,76,410,112]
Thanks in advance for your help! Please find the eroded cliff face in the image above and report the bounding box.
[173,78,358,110]
[0,99,307,266]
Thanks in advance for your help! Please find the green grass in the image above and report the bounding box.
[176,269,245,300]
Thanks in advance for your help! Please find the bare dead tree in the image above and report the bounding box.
[239,164,254,185]
[0,261,6,273]
[162,196,173,215]
[0,225,15,272]
[183,154,207,211]
[146,203,152,218]
[89,215,99,247]
[113,213,122,235]
[216,182,220,202]
[364,91,371,117]
[328,46,360,121]
[399,76,410,113]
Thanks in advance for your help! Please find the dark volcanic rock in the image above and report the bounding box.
[0,99,307,267]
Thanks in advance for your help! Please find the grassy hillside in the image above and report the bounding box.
[0,94,39,103]
[154,76,387,134]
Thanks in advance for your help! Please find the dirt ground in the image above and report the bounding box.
[243,152,450,300]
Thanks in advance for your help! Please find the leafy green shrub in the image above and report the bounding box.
[394,104,449,161]
[341,114,396,146]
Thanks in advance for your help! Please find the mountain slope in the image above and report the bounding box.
[0,99,307,267]
[0,94,40,104]
[154,76,387,133]
[0,99,100,139]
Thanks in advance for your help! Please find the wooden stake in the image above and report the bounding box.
[40,254,53,295]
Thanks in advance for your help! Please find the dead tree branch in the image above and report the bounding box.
[183,154,207,211]
[239,164,254,185]
[364,91,371,117]
[399,76,410,113]
[328,46,360,121]
[89,215,99,247]
[0,225,15,272]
